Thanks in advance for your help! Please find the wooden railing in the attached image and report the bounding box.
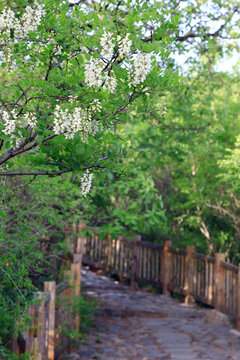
[13,233,83,360]
[81,225,240,329]
[13,222,240,360]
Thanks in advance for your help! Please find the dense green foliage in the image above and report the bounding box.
[0,0,178,176]
[0,0,240,357]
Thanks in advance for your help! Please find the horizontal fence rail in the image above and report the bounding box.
[79,224,240,329]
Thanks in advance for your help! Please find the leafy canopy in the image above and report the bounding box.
[0,0,178,180]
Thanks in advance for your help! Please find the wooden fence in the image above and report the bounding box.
[13,222,240,359]
[80,225,240,329]
[13,231,83,360]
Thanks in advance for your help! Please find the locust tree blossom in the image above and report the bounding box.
[0,9,17,37]
[130,51,152,87]
[100,32,114,61]
[53,105,69,135]
[85,32,151,91]
[1,47,13,71]
[25,113,37,128]
[103,73,117,93]
[117,34,132,58]
[85,57,117,93]
[81,169,93,197]
[1,110,17,135]
[1,111,38,135]
[90,99,102,113]
[0,2,45,70]
[21,2,46,36]
[53,105,98,141]
[85,58,103,88]
[0,2,45,38]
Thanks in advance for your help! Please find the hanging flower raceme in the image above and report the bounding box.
[90,99,102,113]
[1,110,40,137]
[84,32,152,92]
[0,8,18,37]
[1,110,17,135]
[53,104,99,141]
[84,58,103,88]
[0,2,46,70]
[0,1,45,38]
[21,1,46,36]
[100,32,114,61]
[103,73,117,93]
[24,113,37,128]
[81,169,93,197]
[53,105,70,135]
[130,50,152,87]
[117,33,132,58]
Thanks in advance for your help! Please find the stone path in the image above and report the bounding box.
[73,269,240,360]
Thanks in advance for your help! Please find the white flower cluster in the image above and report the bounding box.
[85,58,103,88]
[81,169,93,197]
[85,32,151,92]
[90,99,102,113]
[1,110,17,135]
[87,121,98,137]
[100,32,114,61]
[21,1,46,36]
[85,59,117,93]
[0,2,45,70]
[2,47,13,71]
[25,113,37,128]
[1,100,100,142]
[130,50,152,87]
[117,33,132,58]
[1,110,39,136]
[53,105,97,141]
[85,32,124,93]
[0,9,16,37]
[103,73,117,94]
[0,2,45,38]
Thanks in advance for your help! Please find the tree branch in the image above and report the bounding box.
[0,156,108,176]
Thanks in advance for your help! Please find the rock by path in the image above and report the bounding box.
[73,268,240,360]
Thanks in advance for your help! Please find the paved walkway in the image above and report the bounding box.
[73,269,240,360]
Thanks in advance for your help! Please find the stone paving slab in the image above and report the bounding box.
[70,269,240,360]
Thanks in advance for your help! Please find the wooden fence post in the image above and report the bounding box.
[74,254,82,264]
[25,304,35,354]
[107,234,113,270]
[130,235,141,290]
[44,281,56,360]
[237,264,240,329]
[185,245,195,304]
[77,222,86,254]
[214,253,225,311]
[161,240,172,296]
[71,260,81,332]
[103,234,110,271]
[35,292,46,359]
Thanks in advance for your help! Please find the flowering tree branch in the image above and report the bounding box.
[0,0,177,193]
